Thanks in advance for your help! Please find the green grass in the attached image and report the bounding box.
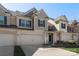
[64,48,79,53]
[14,46,25,56]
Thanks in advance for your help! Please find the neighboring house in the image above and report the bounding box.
[0,4,79,46]
[48,15,79,43]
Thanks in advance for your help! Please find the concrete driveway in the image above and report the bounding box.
[21,45,79,56]
[21,45,43,56]
[0,46,14,56]
[33,48,78,56]
[0,45,78,56]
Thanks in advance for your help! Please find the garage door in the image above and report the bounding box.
[0,34,15,46]
[17,34,44,45]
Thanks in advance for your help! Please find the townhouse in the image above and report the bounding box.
[0,4,48,46]
[0,4,79,46]
[48,16,79,44]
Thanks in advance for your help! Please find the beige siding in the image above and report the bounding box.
[53,33,59,43]
[0,28,16,34]
[10,16,16,25]
[7,17,10,25]
[37,9,48,18]
[52,32,79,44]
[61,32,79,42]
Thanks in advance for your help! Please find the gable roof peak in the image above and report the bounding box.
[56,15,68,22]
[36,9,48,17]
[23,7,37,16]
[38,9,45,12]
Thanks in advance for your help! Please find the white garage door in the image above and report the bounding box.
[0,34,15,46]
[18,34,44,45]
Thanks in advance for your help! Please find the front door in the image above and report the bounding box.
[49,33,53,44]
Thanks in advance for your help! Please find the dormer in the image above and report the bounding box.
[55,15,68,32]
[34,9,48,31]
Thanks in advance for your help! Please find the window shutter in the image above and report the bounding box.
[43,20,45,27]
[38,19,40,26]
[19,19,21,26]
[4,16,7,24]
[29,21,31,27]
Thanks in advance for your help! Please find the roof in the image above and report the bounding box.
[49,17,54,20]
[23,8,37,16]
[8,8,37,16]
[9,10,24,16]
[35,9,48,18]
[0,4,9,13]
[55,15,68,22]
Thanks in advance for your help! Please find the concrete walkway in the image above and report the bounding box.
[33,48,79,56]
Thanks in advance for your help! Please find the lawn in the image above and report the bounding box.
[64,48,79,53]
[14,46,25,56]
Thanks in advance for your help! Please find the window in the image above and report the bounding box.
[19,19,31,28]
[0,16,7,25]
[26,21,31,27]
[20,20,26,27]
[38,19,45,27]
[61,23,66,29]
[71,28,76,32]
[48,25,57,31]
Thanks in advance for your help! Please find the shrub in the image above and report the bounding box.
[55,40,78,47]
[14,46,25,56]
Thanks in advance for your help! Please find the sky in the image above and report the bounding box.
[1,3,79,22]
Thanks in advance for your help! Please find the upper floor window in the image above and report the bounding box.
[48,25,56,31]
[0,16,7,25]
[19,19,31,28]
[61,23,66,29]
[38,19,45,27]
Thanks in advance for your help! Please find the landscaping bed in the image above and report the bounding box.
[51,41,79,53]
[63,48,79,53]
[14,46,25,56]
[52,41,79,48]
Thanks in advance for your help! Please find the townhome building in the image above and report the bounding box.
[0,4,79,46]
[0,4,49,46]
[48,15,79,44]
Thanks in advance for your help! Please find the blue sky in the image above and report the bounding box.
[1,3,79,22]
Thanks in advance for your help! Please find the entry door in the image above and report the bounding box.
[49,33,53,44]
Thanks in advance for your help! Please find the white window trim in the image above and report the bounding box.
[17,17,32,29]
[38,19,45,27]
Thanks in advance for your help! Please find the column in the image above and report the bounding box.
[45,32,47,44]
